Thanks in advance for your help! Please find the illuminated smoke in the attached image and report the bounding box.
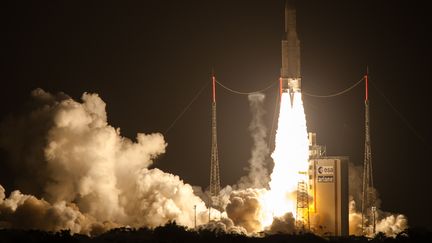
[218,93,270,233]
[0,89,210,234]
[349,198,408,237]
[348,198,363,235]
[237,93,269,189]
[226,188,266,233]
[197,217,247,235]
[0,185,101,234]
[267,212,295,234]
[348,163,408,237]
[375,214,408,237]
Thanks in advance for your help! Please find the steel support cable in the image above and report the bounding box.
[164,81,210,134]
[369,80,429,148]
[215,79,277,95]
[303,77,365,98]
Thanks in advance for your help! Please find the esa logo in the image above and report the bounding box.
[317,166,334,175]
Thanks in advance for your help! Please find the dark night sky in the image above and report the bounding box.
[1,0,431,230]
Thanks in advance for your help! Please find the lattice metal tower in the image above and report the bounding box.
[296,172,310,231]
[362,71,375,233]
[209,74,221,206]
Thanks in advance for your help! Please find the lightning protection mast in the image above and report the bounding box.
[209,72,221,213]
[361,69,375,234]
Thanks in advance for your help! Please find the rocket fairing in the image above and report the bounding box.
[280,0,301,97]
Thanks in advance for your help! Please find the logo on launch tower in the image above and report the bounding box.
[317,166,334,175]
[317,166,334,183]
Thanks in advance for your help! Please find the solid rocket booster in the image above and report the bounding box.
[280,0,301,96]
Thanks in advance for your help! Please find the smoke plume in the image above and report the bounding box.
[215,93,271,232]
[236,93,269,189]
[348,163,408,237]
[0,185,101,234]
[267,212,295,234]
[225,188,265,233]
[0,89,209,234]
[219,93,272,234]
[198,217,247,235]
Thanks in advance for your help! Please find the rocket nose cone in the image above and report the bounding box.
[285,0,297,33]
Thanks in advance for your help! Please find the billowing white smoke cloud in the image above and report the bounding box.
[348,163,408,237]
[267,212,295,234]
[0,185,105,234]
[225,188,264,233]
[198,217,247,235]
[236,93,270,190]
[376,214,408,237]
[0,89,209,234]
[348,198,363,236]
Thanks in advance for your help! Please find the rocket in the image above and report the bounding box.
[280,0,301,98]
